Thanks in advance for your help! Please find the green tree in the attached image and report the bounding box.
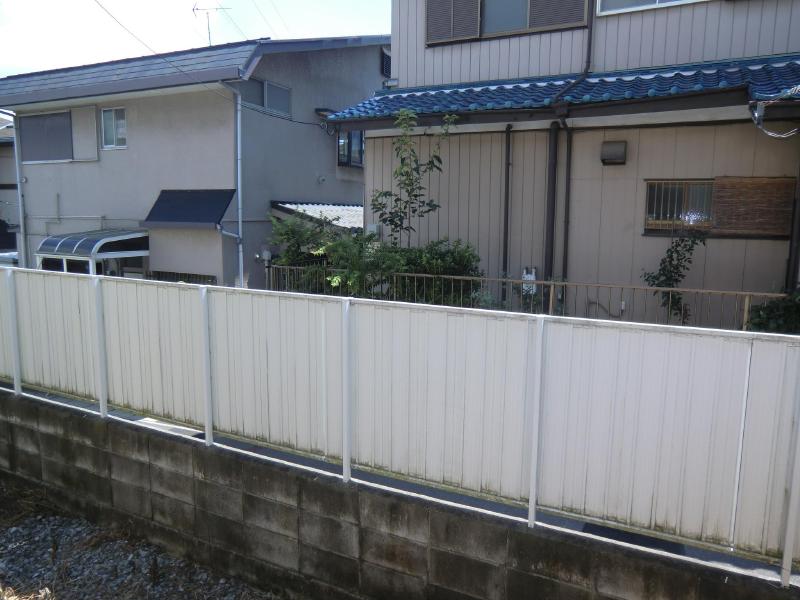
[370,109,457,247]
[643,233,706,324]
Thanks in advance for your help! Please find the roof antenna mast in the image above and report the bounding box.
[192,3,231,46]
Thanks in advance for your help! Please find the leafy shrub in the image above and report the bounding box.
[749,293,800,334]
[269,215,337,266]
[643,234,706,324]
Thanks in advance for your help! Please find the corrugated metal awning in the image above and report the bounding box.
[272,202,363,230]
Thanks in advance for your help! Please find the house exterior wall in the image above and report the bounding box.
[16,88,236,283]
[365,122,799,292]
[0,144,16,230]
[392,0,800,88]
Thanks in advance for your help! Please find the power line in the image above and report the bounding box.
[216,0,249,40]
[263,0,291,36]
[249,0,277,37]
[90,0,327,129]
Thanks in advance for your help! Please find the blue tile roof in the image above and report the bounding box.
[330,54,800,122]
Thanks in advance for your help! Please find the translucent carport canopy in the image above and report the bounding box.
[36,229,149,260]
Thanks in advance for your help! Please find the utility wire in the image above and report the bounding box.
[264,0,291,36]
[91,0,328,129]
[249,0,277,37]
[216,0,249,40]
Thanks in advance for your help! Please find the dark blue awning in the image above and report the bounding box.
[36,229,148,258]
[329,54,800,122]
[143,189,235,229]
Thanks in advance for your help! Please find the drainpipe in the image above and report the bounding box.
[12,116,27,268]
[561,126,573,280]
[550,0,595,105]
[787,169,800,291]
[502,124,513,277]
[234,89,245,287]
[544,121,560,280]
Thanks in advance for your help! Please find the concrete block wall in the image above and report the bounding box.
[0,390,798,600]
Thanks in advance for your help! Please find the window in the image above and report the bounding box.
[101,108,126,149]
[266,82,291,117]
[338,130,364,168]
[645,180,713,232]
[18,112,73,162]
[645,178,795,238]
[426,0,587,45]
[598,0,704,15]
[381,48,392,78]
[239,78,265,106]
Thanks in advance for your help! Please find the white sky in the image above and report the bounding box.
[0,0,391,77]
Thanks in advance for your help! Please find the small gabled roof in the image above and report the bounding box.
[0,35,390,108]
[329,53,800,124]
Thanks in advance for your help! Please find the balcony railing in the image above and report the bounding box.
[267,264,787,331]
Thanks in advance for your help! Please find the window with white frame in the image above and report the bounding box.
[338,130,364,168]
[598,0,705,15]
[101,108,127,149]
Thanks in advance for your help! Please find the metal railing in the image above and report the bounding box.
[267,264,787,331]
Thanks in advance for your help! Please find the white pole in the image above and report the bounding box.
[781,378,800,587]
[12,117,27,268]
[728,339,753,545]
[92,277,109,418]
[199,286,214,445]
[527,317,546,527]
[341,299,352,482]
[235,91,244,288]
[5,269,22,396]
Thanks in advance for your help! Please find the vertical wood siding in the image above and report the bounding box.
[393,0,800,88]
[2,268,800,562]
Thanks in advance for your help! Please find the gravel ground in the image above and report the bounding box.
[0,477,292,600]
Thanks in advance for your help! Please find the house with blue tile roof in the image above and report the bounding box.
[332,0,800,302]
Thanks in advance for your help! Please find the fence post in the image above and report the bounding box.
[341,298,352,483]
[5,269,21,396]
[741,294,752,331]
[527,317,546,527]
[92,277,109,418]
[199,286,214,446]
[548,283,556,315]
[781,379,800,587]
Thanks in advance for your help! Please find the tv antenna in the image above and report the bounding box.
[192,3,231,46]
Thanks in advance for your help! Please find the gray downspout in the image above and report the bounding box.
[786,169,800,291]
[544,120,560,281]
[12,117,27,268]
[561,126,573,280]
[234,90,245,287]
[502,124,513,305]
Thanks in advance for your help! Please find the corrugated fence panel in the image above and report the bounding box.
[538,320,752,547]
[350,301,533,499]
[208,289,343,458]
[0,271,13,379]
[14,270,98,400]
[102,278,205,425]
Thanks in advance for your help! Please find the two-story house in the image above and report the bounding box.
[0,35,389,287]
[332,0,800,305]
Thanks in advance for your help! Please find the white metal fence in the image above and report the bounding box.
[2,268,800,584]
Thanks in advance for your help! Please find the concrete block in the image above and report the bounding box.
[111,479,151,518]
[194,446,242,488]
[247,524,300,571]
[299,511,359,558]
[195,479,243,522]
[0,419,10,442]
[696,572,796,600]
[300,476,358,523]
[150,464,193,504]
[36,403,68,437]
[11,424,39,455]
[149,434,193,475]
[242,458,299,506]
[426,585,486,600]
[195,509,246,552]
[0,441,10,470]
[0,394,38,428]
[360,528,427,578]
[359,490,429,544]
[431,509,508,564]
[41,458,111,506]
[507,569,592,600]
[243,493,298,538]
[429,549,505,600]
[39,433,109,476]
[12,447,41,480]
[509,527,592,589]
[299,544,359,592]
[108,423,149,462]
[152,492,195,533]
[65,412,107,449]
[594,551,698,600]
[110,454,150,488]
[360,561,426,600]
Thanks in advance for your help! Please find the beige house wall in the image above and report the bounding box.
[365,122,799,293]
[392,0,800,88]
[16,88,236,283]
[0,144,16,229]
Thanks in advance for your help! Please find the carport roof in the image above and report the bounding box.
[36,229,149,259]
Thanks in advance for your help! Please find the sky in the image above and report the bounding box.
[0,0,391,77]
